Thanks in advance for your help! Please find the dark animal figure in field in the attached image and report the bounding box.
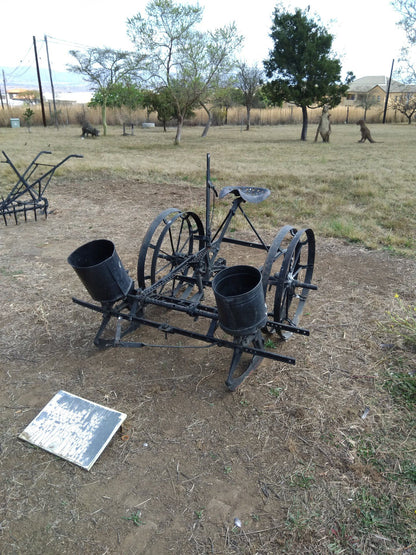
[314,106,331,143]
[81,123,100,138]
[357,119,375,143]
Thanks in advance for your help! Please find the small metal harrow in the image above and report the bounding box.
[1,151,82,225]
[68,154,317,391]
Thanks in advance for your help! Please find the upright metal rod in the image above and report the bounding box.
[205,153,212,247]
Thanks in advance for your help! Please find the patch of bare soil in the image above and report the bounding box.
[0,177,415,554]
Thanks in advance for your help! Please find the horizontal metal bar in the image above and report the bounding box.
[141,293,218,319]
[220,236,270,250]
[265,321,310,336]
[72,297,296,365]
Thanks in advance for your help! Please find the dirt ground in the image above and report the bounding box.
[0,175,415,554]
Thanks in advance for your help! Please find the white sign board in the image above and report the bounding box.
[19,390,127,470]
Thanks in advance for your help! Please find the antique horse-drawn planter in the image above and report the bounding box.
[68,155,317,390]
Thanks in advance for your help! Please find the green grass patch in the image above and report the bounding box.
[352,486,416,548]
[384,371,416,406]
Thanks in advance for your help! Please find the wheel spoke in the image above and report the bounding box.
[137,208,181,289]
[137,209,204,293]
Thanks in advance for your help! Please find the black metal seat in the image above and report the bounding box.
[219,185,271,204]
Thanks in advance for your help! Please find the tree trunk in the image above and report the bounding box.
[101,103,107,137]
[174,115,184,145]
[246,106,251,131]
[200,103,212,137]
[301,105,308,141]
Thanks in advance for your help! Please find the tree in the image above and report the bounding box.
[89,82,143,113]
[212,82,242,124]
[127,0,242,144]
[142,87,191,130]
[355,93,381,120]
[90,82,144,125]
[390,93,416,123]
[236,63,264,130]
[263,6,353,140]
[392,0,416,43]
[392,0,416,81]
[15,90,40,104]
[23,107,34,132]
[115,83,144,111]
[68,48,143,136]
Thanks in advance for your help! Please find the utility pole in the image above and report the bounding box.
[33,35,47,127]
[383,59,394,124]
[2,70,9,108]
[45,35,58,128]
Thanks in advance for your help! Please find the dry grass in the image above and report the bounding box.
[0,122,415,553]
[0,102,409,128]
[1,122,415,257]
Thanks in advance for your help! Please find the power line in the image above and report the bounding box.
[6,65,33,80]
[3,35,90,83]
[2,34,102,98]
[46,34,103,51]
[5,43,34,79]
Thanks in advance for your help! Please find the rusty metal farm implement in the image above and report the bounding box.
[1,150,82,225]
[68,155,317,390]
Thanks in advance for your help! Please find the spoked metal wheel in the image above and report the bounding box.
[262,225,297,328]
[262,226,316,339]
[137,208,204,292]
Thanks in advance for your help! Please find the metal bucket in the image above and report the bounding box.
[212,265,267,336]
[68,239,133,303]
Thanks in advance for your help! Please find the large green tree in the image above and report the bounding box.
[127,0,242,144]
[68,48,143,136]
[263,6,353,140]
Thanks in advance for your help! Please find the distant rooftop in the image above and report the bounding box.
[349,75,416,93]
